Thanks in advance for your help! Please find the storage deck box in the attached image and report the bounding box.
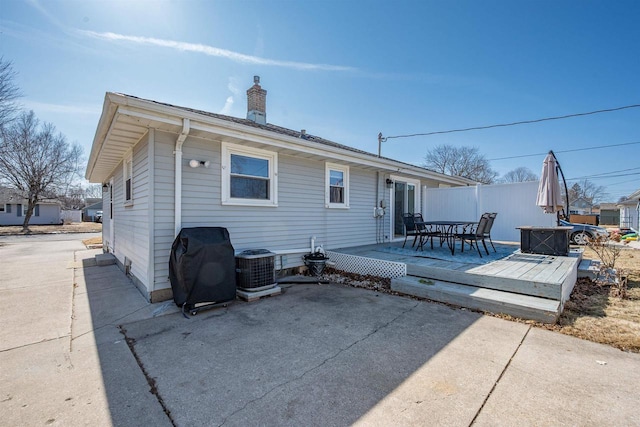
[517,226,572,256]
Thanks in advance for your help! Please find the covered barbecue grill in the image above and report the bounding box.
[169,227,236,314]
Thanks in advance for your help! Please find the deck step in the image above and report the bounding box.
[578,259,601,279]
[95,253,116,266]
[391,275,560,324]
[406,254,579,300]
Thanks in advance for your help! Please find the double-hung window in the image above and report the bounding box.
[326,162,349,208]
[222,143,277,206]
[123,152,133,206]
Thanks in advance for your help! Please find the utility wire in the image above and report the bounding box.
[567,172,640,180]
[606,178,640,187]
[568,167,640,180]
[489,140,640,161]
[382,104,640,140]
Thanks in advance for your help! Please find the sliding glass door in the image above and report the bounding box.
[392,178,419,238]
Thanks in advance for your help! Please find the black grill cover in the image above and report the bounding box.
[169,227,237,307]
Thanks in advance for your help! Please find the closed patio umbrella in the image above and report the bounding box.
[536,151,564,215]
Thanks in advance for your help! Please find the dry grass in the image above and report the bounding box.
[82,236,103,246]
[0,222,102,235]
[540,246,640,352]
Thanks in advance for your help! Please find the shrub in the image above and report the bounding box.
[587,236,628,298]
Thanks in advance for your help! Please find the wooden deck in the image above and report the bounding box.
[328,243,581,323]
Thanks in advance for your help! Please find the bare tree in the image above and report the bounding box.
[84,183,104,199]
[567,183,581,205]
[0,57,22,128]
[57,183,103,209]
[0,111,82,230]
[500,166,538,183]
[567,179,608,207]
[578,179,608,205]
[57,184,86,210]
[422,145,498,184]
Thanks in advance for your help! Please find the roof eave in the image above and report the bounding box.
[86,93,477,186]
[85,93,120,182]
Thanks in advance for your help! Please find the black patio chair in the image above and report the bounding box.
[402,213,420,248]
[483,212,498,252]
[413,213,439,251]
[454,213,491,257]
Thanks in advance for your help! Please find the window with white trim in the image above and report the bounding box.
[0,204,5,213]
[221,143,277,207]
[123,152,133,206]
[325,163,349,208]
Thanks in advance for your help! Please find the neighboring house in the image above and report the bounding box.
[0,188,61,226]
[83,201,103,221]
[85,77,475,302]
[84,198,102,208]
[569,197,592,214]
[618,189,640,230]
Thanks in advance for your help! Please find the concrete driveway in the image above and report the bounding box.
[1,234,639,426]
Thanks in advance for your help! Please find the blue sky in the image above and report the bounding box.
[1,0,639,201]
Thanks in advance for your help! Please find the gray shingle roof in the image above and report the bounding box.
[117,93,443,173]
[0,186,23,202]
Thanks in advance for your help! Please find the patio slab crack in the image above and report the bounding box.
[217,300,421,427]
[120,325,177,426]
[469,325,531,426]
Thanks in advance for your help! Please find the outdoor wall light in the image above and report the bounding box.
[386,178,394,188]
[102,183,108,191]
[189,159,210,168]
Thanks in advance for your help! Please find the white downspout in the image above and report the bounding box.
[174,118,191,236]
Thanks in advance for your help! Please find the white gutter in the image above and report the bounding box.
[174,118,190,236]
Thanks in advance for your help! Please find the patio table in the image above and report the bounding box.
[415,221,477,254]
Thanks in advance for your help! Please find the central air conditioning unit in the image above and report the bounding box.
[235,249,276,291]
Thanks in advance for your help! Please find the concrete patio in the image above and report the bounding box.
[1,235,639,426]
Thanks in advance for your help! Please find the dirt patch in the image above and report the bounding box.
[538,246,640,352]
[323,270,391,292]
[0,222,102,235]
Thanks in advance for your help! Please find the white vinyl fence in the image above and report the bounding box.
[60,209,82,223]
[423,181,557,242]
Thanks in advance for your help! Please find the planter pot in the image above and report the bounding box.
[303,253,329,276]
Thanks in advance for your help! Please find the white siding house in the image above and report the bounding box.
[85,79,475,302]
[619,188,640,230]
[0,189,61,226]
[83,201,103,222]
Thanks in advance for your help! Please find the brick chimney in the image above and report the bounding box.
[247,76,267,125]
